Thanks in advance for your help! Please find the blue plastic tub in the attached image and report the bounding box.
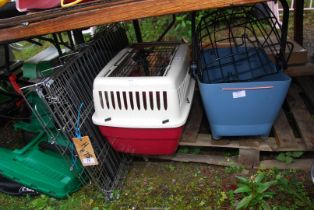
[199,47,278,83]
[198,48,291,139]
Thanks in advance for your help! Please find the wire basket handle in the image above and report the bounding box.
[278,0,293,70]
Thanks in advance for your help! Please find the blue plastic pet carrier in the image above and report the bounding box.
[194,2,293,139]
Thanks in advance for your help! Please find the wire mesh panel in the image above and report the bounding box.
[108,42,178,77]
[20,25,130,198]
[195,3,293,84]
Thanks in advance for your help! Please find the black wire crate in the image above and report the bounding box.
[19,24,131,198]
[195,3,293,84]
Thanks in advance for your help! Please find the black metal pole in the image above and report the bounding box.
[73,29,85,45]
[293,0,304,45]
[279,0,290,69]
[157,14,176,41]
[57,33,64,44]
[4,44,10,74]
[52,33,63,56]
[132,19,143,43]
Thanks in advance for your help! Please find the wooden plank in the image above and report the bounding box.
[258,159,314,170]
[286,40,308,65]
[273,110,297,147]
[265,39,308,65]
[0,0,265,43]
[285,60,314,77]
[152,154,314,170]
[179,134,307,151]
[153,153,239,167]
[181,91,203,143]
[238,149,260,168]
[287,84,314,149]
[180,134,275,151]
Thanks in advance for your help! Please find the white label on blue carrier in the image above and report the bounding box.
[232,90,246,99]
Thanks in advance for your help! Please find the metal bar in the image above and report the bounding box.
[58,33,64,44]
[157,14,176,41]
[25,38,43,46]
[52,33,63,56]
[3,44,10,74]
[293,0,304,45]
[132,19,143,43]
[73,29,85,45]
[279,0,290,69]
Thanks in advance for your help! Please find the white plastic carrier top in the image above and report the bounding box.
[92,43,195,128]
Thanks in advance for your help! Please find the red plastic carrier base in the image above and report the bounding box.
[98,126,183,155]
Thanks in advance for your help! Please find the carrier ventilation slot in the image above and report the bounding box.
[110,91,115,109]
[100,91,168,111]
[122,92,128,110]
[99,91,104,109]
[104,91,110,109]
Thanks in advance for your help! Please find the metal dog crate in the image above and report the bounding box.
[19,25,131,198]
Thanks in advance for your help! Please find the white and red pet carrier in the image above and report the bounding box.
[92,42,195,155]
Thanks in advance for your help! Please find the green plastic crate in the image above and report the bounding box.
[0,131,83,198]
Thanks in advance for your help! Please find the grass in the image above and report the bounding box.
[0,162,313,209]
[0,184,106,210]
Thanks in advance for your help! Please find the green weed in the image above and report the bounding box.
[276,151,304,164]
[224,165,244,174]
[234,172,276,209]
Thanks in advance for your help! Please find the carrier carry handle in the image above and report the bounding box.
[222,86,274,91]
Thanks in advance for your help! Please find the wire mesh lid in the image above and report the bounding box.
[195,3,293,84]
[107,42,179,77]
